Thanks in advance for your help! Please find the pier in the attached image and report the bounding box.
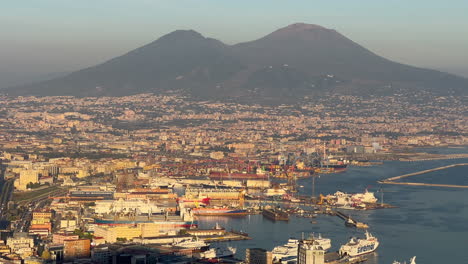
[379,163,468,188]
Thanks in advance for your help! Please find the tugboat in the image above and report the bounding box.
[339,231,379,257]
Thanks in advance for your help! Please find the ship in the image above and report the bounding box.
[171,237,210,251]
[209,171,268,180]
[93,217,198,228]
[272,234,331,263]
[193,244,237,260]
[339,231,379,257]
[177,197,211,205]
[262,208,289,221]
[94,208,197,228]
[192,207,248,216]
[311,233,331,251]
[393,256,416,264]
[272,238,299,262]
[345,218,369,229]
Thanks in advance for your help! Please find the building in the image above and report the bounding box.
[245,248,272,264]
[91,246,112,264]
[63,239,90,260]
[6,233,34,257]
[15,169,39,190]
[93,226,142,243]
[297,240,325,264]
[52,233,79,244]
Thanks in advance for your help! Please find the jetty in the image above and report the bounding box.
[379,163,468,188]
[335,211,368,229]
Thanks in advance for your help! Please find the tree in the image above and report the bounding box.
[41,250,51,260]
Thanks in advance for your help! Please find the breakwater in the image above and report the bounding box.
[379,163,468,188]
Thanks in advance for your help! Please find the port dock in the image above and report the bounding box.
[379,163,468,188]
[201,231,251,242]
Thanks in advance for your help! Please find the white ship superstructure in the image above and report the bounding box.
[339,231,379,257]
[393,256,416,264]
[172,238,209,250]
[272,234,331,262]
[272,238,299,261]
[312,233,331,251]
[194,245,236,260]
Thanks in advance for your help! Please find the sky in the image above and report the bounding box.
[1,0,468,87]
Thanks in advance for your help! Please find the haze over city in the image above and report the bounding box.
[0,1,467,264]
[1,0,468,89]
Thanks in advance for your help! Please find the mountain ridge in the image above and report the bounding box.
[4,23,467,97]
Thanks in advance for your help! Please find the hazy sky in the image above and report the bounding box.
[1,0,468,81]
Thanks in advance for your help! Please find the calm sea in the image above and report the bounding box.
[198,147,468,264]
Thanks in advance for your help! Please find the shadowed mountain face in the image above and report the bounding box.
[5,23,468,97]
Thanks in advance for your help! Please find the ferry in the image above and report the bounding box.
[193,245,237,260]
[272,238,299,262]
[339,231,379,257]
[272,234,331,262]
[393,256,416,264]
[172,237,210,251]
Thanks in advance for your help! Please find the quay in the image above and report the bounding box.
[379,163,468,188]
[201,231,251,242]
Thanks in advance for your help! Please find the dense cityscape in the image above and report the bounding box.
[0,93,466,264]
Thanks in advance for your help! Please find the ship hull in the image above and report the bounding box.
[94,218,197,228]
[193,209,248,216]
[209,172,268,180]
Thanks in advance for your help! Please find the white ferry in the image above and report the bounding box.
[339,231,379,257]
[272,234,331,262]
[393,256,416,264]
[193,244,237,260]
[272,238,299,261]
[172,238,210,251]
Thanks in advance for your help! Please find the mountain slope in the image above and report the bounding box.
[5,23,468,97]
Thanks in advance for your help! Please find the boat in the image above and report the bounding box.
[345,218,369,229]
[326,189,378,207]
[194,245,237,260]
[192,207,248,216]
[209,171,268,180]
[262,208,289,221]
[272,238,299,262]
[393,256,416,264]
[339,231,379,257]
[356,222,369,229]
[177,197,211,205]
[172,237,210,251]
[93,216,197,228]
[311,233,331,251]
[272,234,331,262]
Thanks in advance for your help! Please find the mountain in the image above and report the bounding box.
[4,23,468,97]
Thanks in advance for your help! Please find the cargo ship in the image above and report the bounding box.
[93,217,198,228]
[94,208,197,228]
[209,171,268,180]
[192,207,249,216]
[262,208,289,221]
